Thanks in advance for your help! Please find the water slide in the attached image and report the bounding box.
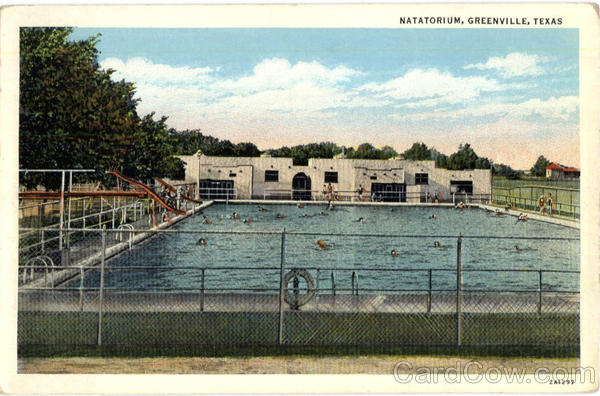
[154,177,203,204]
[107,171,186,216]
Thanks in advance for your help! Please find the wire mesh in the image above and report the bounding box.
[18,228,580,348]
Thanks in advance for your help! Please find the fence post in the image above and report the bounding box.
[331,271,336,296]
[427,269,432,313]
[200,268,205,312]
[97,229,106,346]
[456,235,463,346]
[538,270,543,315]
[79,266,85,312]
[277,228,286,345]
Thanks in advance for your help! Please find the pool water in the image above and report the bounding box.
[82,204,580,294]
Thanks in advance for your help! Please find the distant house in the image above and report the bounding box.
[545,163,580,179]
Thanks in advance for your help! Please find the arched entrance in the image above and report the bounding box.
[292,173,311,201]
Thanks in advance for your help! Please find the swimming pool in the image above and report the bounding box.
[78,203,580,294]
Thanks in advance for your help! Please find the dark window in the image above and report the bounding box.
[415,173,429,185]
[265,170,279,182]
[229,173,236,177]
[370,175,377,180]
[450,180,473,194]
[324,171,338,183]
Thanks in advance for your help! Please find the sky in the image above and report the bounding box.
[69,28,579,170]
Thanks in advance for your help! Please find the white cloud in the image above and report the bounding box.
[359,68,503,107]
[398,96,578,121]
[463,52,550,78]
[101,57,216,86]
[213,58,364,94]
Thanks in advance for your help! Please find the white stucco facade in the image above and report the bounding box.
[177,152,492,202]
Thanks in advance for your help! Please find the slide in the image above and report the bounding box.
[108,171,186,216]
[155,177,203,204]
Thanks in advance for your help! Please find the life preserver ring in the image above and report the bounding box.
[283,268,316,308]
[539,197,545,207]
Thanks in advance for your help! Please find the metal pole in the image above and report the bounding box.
[278,229,286,345]
[538,270,543,315]
[456,235,462,346]
[79,266,84,311]
[97,230,106,346]
[67,171,73,231]
[428,269,432,313]
[200,268,205,312]
[82,199,86,230]
[59,170,65,250]
[112,197,116,228]
[99,198,103,229]
[331,271,336,296]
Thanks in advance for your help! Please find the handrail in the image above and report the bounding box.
[155,177,202,204]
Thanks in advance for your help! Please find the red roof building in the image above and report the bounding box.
[545,163,580,179]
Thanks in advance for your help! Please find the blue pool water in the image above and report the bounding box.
[81,204,580,293]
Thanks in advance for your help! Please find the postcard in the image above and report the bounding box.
[1,2,598,394]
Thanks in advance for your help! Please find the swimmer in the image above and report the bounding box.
[456,202,467,210]
[297,203,305,208]
[516,213,528,222]
[202,215,211,225]
[258,207,268,212]
[197,238,207,246]
[232,211,240,220]
[430,214,438,220]
[390,249,399,257]
[303,214,312,219]
[319,211,329,216]
[276,213,286,219]
[356,217,365,223]
[433,241,443,248]
[515,245,523,252]
[243,218,253,225]
[316,240,328,250]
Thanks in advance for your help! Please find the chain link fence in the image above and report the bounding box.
[18,228,579,349]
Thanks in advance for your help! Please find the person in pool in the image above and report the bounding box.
[390,249,399,257]
[232,211,240,220]
[258,207,268,212]
[517,213,528,222]
[430,214,438,220]
[202,215,211,225]
[276,213,286,219]
[319,211,329,216]
[316,240,328,250]
[515,245,523,252]
[356,217,365,223]
[297,203,304,209]
[197,238,207,246]
[433,241,443,248]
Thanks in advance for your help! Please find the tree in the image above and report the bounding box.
[19,27,183,188]
[402,142,432,160]
[530,155,551,177]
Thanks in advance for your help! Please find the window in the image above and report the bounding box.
[415,173,429,185]
[265,170,279,182]
[229,173,237,177]
[324,171,338,183]
[370,175,377,180]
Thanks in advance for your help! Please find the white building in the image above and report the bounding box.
[177,152,492,203]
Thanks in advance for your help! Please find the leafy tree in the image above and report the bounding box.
[402,142,432,160]
[493,163,523,179]
[443,143,491,170]
[19,27,183,188]
[530,155,551,177]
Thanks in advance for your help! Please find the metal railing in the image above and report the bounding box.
[492,185,579,219]
[18,228,580,348]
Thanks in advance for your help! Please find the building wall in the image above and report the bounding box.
[177,153,492,201]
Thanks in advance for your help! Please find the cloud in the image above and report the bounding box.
[214,58,364,94]
[101,57,216,86]
[399,96,578,121]
[463,52,550,78]
[359,68,504,107]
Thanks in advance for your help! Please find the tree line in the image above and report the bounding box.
[19,28,553,189]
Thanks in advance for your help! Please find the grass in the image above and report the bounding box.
[19,311,579,358]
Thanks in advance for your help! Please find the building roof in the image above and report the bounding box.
[545,163,579,172]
